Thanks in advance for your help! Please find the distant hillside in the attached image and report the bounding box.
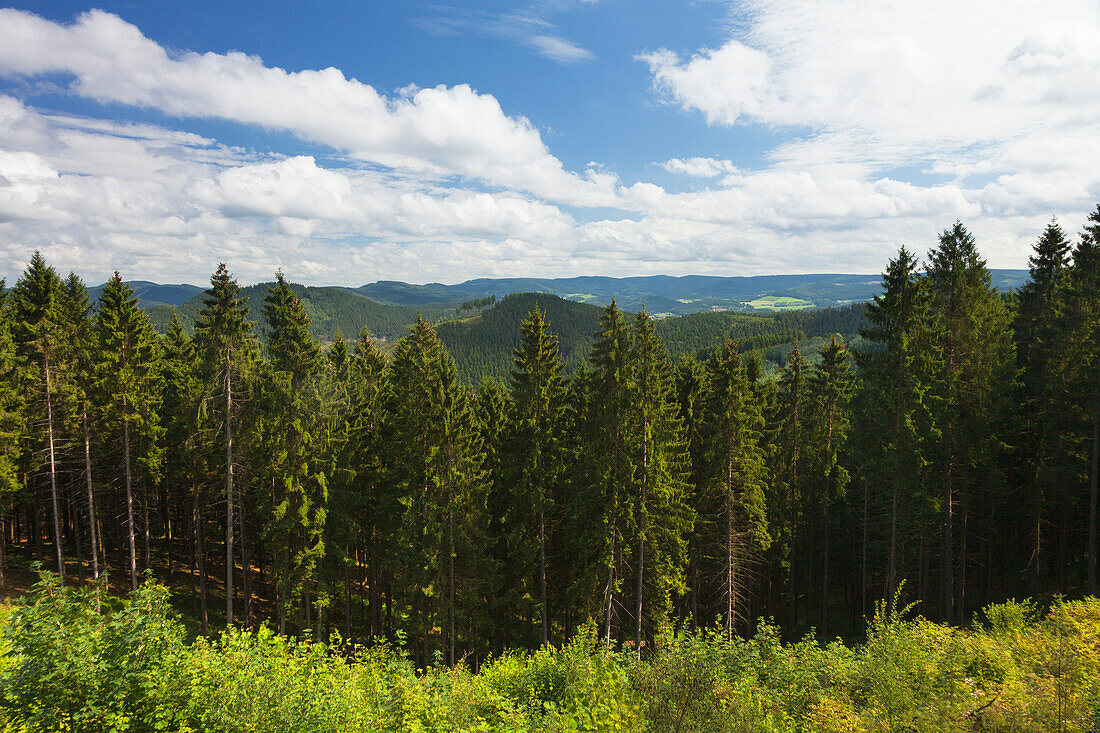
[437,293,603,383]
[88,280,203,308]
[436,293,870,384]
[352,270,1028,314]
[144,283,451,343]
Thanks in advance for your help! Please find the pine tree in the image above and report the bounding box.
[806,337,853,635]
[0,280,24,589]
[1060,206,1100,592]
[193,264,256,624]
[627,309,692,653]
[161,312,209,631]
[10,253,67,581]
[583,300,635,646]
[701,341,769,639]
[59,274,98,583]
[859,246,936,603]
[386,316,487,664]
[96,273,163,590]
[771,344,808,628]
[501,306,567,647]
[257,272,325,631]
[926,223,1014,621]
[348,330,388,638]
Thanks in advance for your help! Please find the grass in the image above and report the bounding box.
[744,295,815,311]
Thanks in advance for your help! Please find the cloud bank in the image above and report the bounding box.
[0,6,1097,286]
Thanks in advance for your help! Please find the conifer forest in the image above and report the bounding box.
[0,211,1098,731]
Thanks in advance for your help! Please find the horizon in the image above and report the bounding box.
[1,2,1097,285]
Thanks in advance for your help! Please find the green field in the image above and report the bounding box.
[744,295,814,310]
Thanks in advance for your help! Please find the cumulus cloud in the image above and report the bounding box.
[0,8,617,207]
[0,6,1097,286]
[659,157,738,178]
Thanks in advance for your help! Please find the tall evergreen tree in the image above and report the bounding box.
[386,316,487,664]
[96,273,163,590]
[59,274,98,583]
[193,264,255,624]
[0,281,24,589]
[701,342,769,639]
[1061,206,1100,592]
[257,272,325,631]
[501,306,567,646]
[926,223,1014,621]
[806,337,853,634]
[583,300,636,646]
[627,310,692,653]
[10,253,66,581]
[860,246,936,603]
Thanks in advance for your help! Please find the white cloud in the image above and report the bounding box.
[0,9,617,207]
[414,5,596,64]
[0,6,1097,287]
[660,157,737,178]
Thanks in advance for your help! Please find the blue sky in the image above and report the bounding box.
[0,0,1098,285]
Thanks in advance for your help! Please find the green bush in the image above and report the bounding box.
[1,575,1097,732]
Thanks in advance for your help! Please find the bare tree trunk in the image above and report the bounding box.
[69,494,84,582]
[194,479,208,634]
[44,359,65,583]
[861,480,869,620]
[635,421,648,658]
[240,496,251,627]
[539,500,548,646]
[448,505,456,666]
[602,499,618,649]
[0,517,6,590]
[123,416,138,590]
[225,351,235,625]
[343,559,352,642]
[942,463,955,624]
[143,488,151,571]
[1089,416,1098,594]
[83,408,99,581]
[726,471,736,643]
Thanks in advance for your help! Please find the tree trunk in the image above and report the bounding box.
[44,359,65,584]
[726,471,736,643]
[635,420,648,658]
[195,478,208,634]
[123,416,138,590]
[448,505,456,667]
[539,500,548,647]
[1089,416,1098,594]
[602,498,618,649]
[942,462,955,624]
[225,350,235,625]
[83,408,99,581]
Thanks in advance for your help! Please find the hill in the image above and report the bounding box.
[87,280,203,308]
[352,270,1029,314]
[436,293,870,384]
[144,283,451,343]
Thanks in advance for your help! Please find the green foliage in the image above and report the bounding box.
[4,578,1097,732]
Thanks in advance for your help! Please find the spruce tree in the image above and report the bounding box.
[701,341,769,639]
[10,253,66,581]
[502,306,566,646]
[59,274,98,582]
[860,246,936,602]
[161,312,209,631]
[583,300,635,646]
[258,272,325,631]
[95,273,163,590]
[1061,206,1100,592]
[926,223,1014,621]
[386,316,486,664]
[806,337,853,634]
[0,281,24,589]
[627,309,692,653]
[193,264,256,624]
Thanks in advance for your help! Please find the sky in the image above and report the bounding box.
[0,1,1098,286]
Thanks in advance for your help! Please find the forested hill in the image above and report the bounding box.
[357,270,1028,313]
[144,283,452,343]
[438,292,869,383]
